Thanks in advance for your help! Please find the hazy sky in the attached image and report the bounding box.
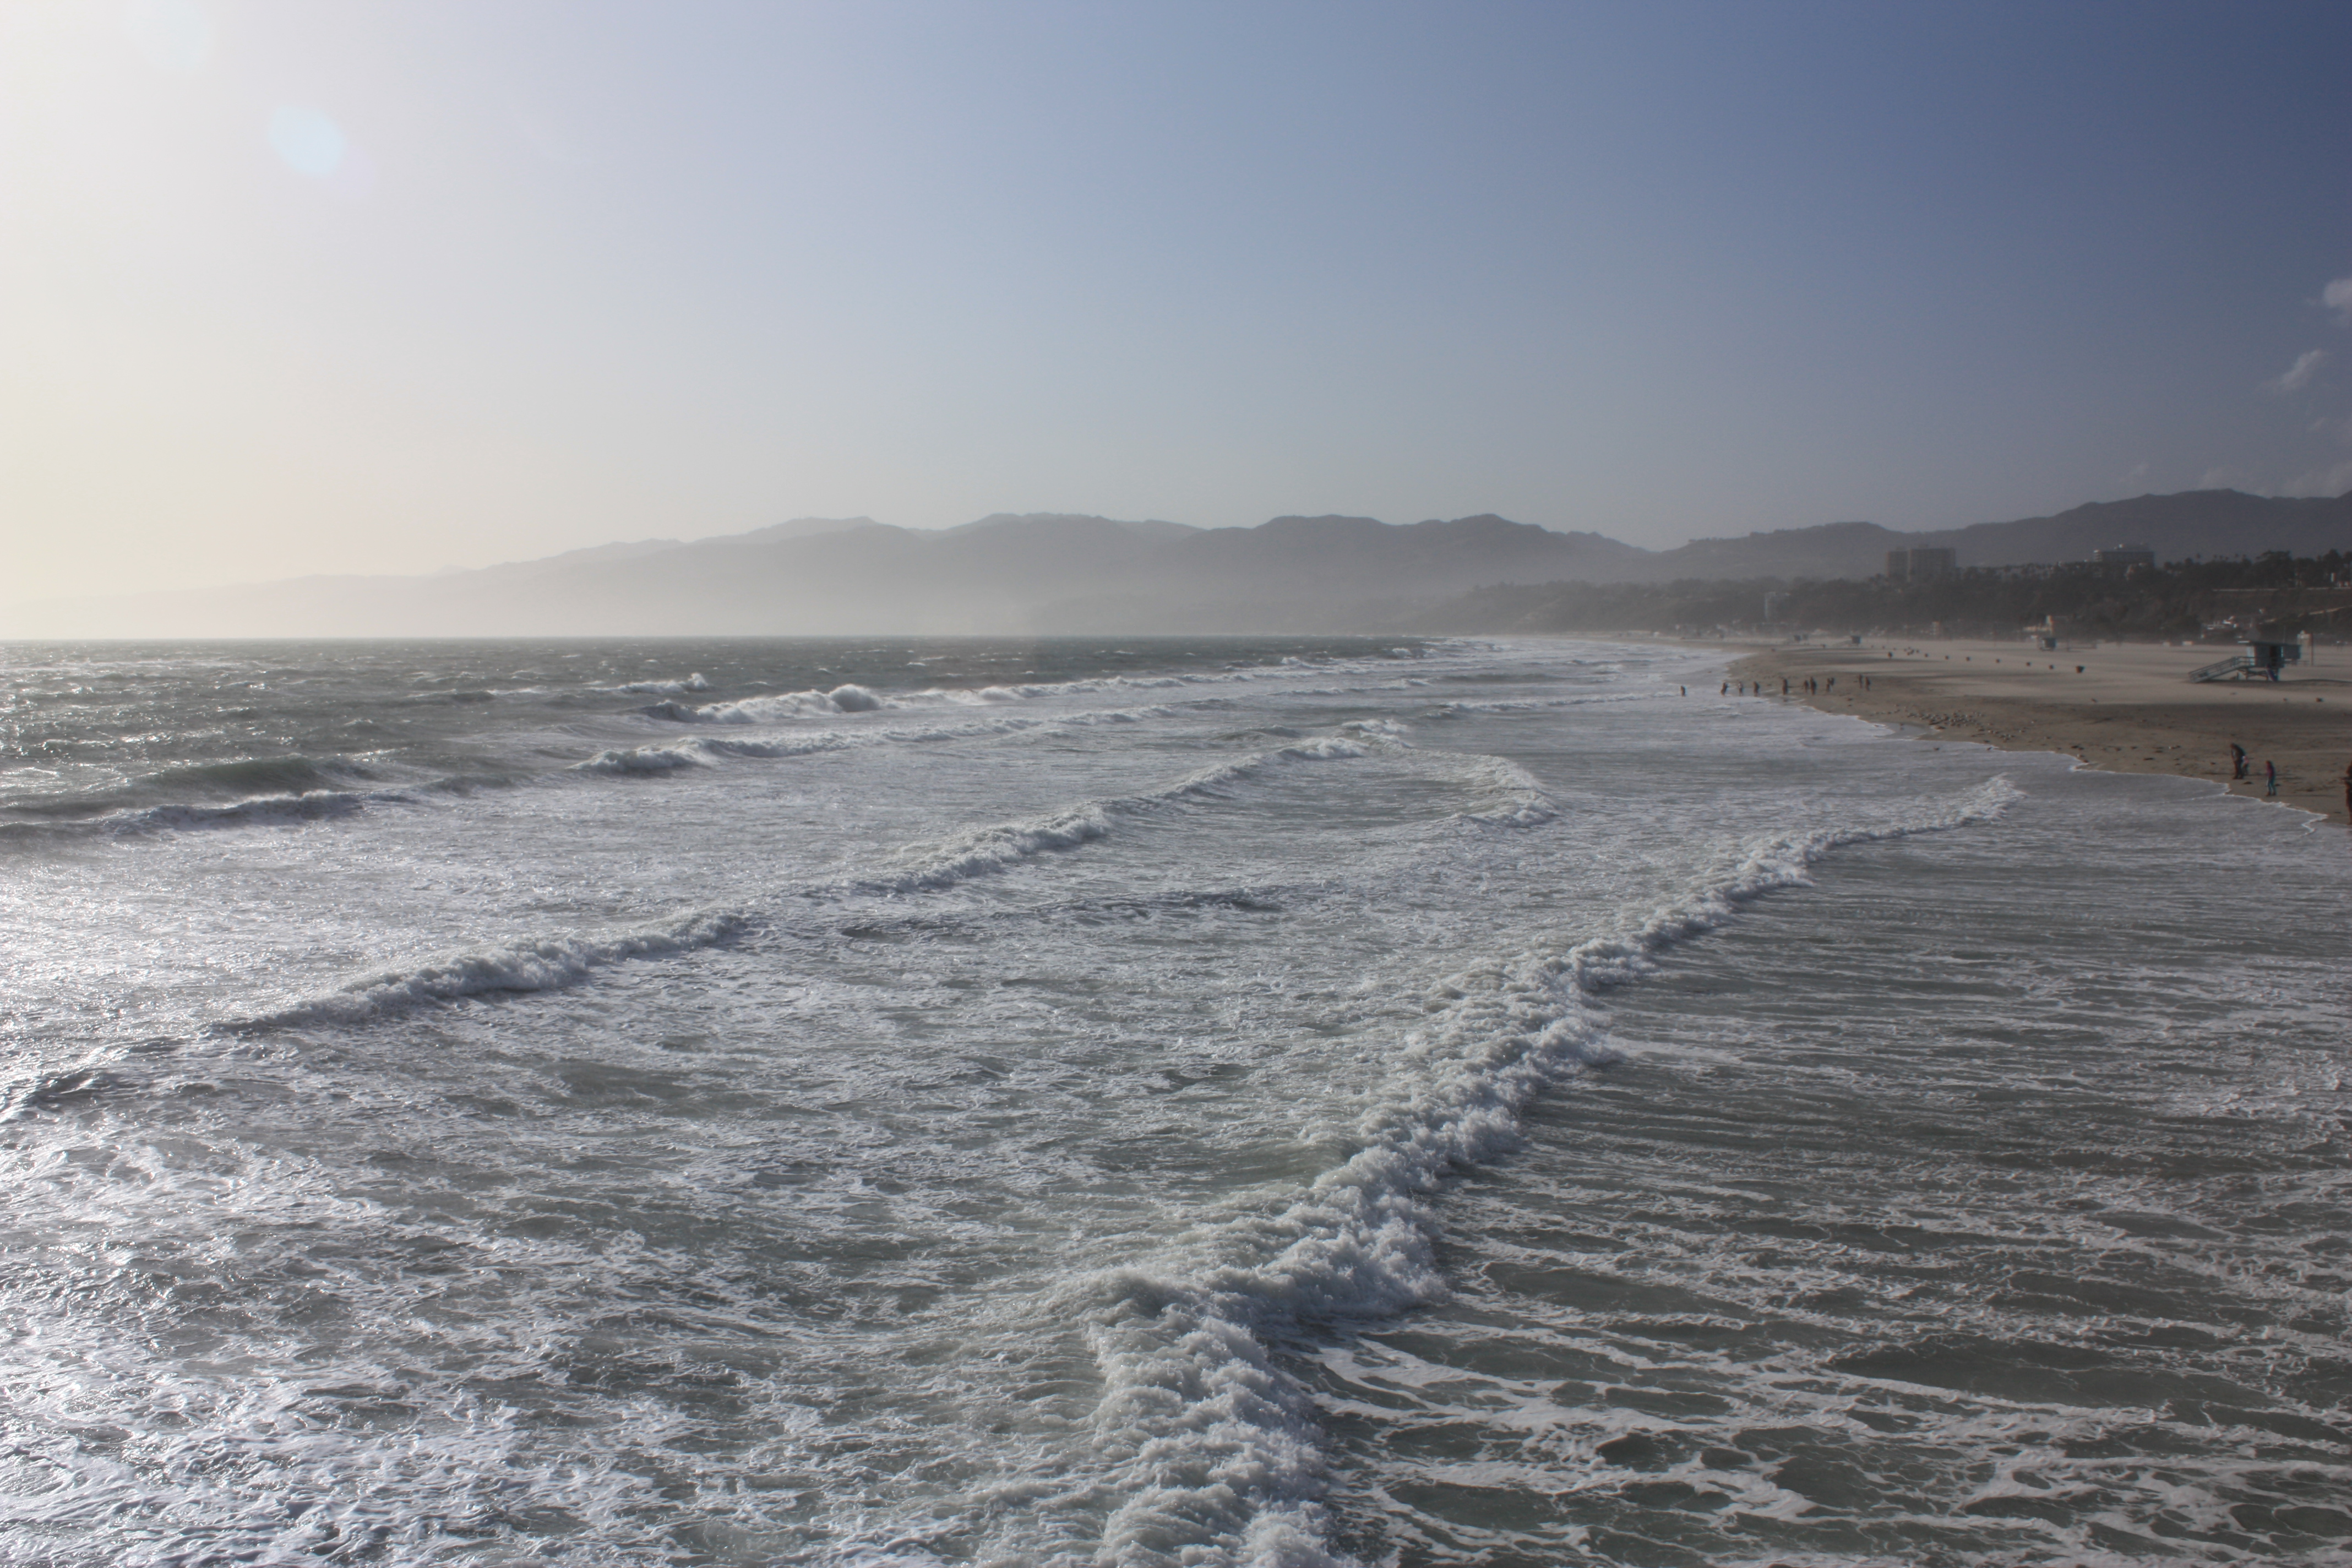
[4,1,2349,600]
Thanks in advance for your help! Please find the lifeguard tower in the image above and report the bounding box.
[2191,631,2302,683]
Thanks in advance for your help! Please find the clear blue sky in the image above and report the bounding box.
[4,0,2348,597]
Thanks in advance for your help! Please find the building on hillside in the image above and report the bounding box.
[2092,543,2155,571]
[1885,547,1956,581]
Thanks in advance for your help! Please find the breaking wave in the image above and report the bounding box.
[612,672,713,695]
[851,737,1374,895]
[231,908,753,1031]
[575,705,1186,777]
[643,661,1427,727]
[573,716,1052,775]
[1072,776,2024,1565]
[0,787,411,841]
[232,732,1390,1028]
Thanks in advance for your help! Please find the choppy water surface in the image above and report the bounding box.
[1,636,2344,1567]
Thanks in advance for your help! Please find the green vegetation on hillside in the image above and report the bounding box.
[1419,551,2352,641]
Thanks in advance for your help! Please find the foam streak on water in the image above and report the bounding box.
[0,635,2345,1567]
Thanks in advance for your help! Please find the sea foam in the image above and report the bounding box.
[232,908,752,1031]
[1072,776,2023,1565]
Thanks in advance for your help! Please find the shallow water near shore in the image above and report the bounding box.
[2,635,2345,1566]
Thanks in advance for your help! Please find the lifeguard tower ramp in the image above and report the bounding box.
[2191,636,2300,683]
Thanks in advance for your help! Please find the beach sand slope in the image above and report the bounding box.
[1727,639,2351,824]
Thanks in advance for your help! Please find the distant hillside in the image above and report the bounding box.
[1415,549,2352,641]
[1912,490,2352,568]
[1644,490,2352,581]
[7,490,2348,638]
[4,512,1646,637]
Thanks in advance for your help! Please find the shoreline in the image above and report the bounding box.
[1717,637,2351,825]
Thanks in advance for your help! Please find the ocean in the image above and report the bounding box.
[1,635,2345,1568]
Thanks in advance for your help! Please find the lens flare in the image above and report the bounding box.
[269,106,346,177]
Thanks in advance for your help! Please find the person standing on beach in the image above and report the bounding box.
[2230,743,2247,780]
[2265,760,2278,798]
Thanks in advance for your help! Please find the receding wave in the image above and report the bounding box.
[1072,775,2024,1564]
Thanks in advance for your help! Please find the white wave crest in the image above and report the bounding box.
[859,803,1119,895]
[56,788,402,837]
[661,663,1365,726]
[679,683,885,723]
[1340,725,1558,827]
[852,737,1375,896]
[609,672,713,695]
[1072,775,2024,1565]
[233,908,751,1030]
[248,729,1387,1029]
[573,715,1085,776]
[1450,754,1558,826]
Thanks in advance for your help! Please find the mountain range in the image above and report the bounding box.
[10,489,2349,638]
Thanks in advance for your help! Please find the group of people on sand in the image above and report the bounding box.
[2228,743,2352,819]
[2228,741,2317,804]
[2231,743,2282,798]
[1706,690,2346,821]
[1716,676,1873,697]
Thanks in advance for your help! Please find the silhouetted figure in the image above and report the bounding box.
[2265,760,2278,798]
[2230,743,2247,780]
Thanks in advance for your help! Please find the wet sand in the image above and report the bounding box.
[1723,638,2352,824]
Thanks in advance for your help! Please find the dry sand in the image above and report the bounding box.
[1722,638,2352,825]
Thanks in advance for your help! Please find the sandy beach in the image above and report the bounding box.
[1725,637,2352,824]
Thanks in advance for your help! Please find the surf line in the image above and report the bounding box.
[218,734,1393,1035]
[1070,776,2022,1566]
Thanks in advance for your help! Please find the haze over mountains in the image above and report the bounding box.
[10,489,2349,639]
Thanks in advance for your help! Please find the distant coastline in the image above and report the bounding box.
[6,487,2348,640]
